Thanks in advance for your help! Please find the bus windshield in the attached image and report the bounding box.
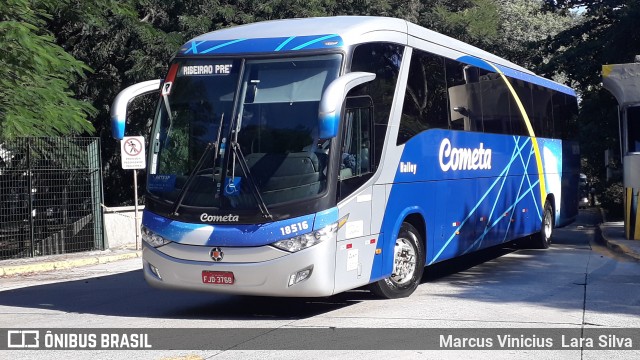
[147,54,342,214]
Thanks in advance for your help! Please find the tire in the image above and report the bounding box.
[369,222,425,299]
[531,201,554,249]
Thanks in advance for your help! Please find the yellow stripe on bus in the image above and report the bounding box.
[626,187,632,239]
[635,189,640,240]
[485,62,547,207]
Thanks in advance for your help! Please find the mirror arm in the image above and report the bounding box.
[110,79,162,140]
[318,72,375,138]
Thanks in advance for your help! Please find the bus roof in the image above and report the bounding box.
[178,16,575,96]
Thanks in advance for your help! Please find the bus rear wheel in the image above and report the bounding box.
[369,222,425,299]
[530,201,554,249]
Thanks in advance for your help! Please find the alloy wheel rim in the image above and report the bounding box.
[544,210,552,240]
[386,237,417,286]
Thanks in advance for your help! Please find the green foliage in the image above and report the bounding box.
[45,0,185,205]
[0,0,96,140]
[498,0,577,67]
[429,0,499,47]
[427,0,576,68]
[543,0,640,89]
[600,181,624,220]
[575,90,620,190]
[542,0,640,201]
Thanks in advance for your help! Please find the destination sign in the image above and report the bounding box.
[181,63,233,76]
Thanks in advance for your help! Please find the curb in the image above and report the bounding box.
[0,251,142,277]
[598,208,640,261]
[604,240,640,261]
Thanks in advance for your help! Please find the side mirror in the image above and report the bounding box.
[110,79,162,140]
[318,72,375,138]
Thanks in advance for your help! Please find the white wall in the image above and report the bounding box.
[103,206,144,249]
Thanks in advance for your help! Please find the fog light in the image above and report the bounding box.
[288,265,313,287]
[149,263,162,280]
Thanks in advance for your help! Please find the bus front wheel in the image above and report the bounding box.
[369,222,425,299]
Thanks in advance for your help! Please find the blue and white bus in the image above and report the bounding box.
[111,16,579,298]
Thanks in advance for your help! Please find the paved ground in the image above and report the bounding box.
[0,208,638,359]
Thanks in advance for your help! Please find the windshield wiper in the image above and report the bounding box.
[229,141,273,220]
[170,142,216,216]
[170,114,225,215]
[210,113,225,181]
[161,87,175,146]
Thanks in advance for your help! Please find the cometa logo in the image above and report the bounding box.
[438,138,492,172]
[200,213,240,222]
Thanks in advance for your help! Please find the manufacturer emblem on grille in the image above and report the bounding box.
[210,247,224,262]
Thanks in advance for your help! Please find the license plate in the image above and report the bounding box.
[202,271,234,285]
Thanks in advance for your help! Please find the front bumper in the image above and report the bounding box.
[142,239,337,297]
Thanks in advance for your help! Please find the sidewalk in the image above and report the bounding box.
[599,221,640,261]
[0,247,141,277]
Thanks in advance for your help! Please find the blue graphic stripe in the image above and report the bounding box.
[275,36,296,51]
[469,178,541,252]
[291,34,340,50]
[142,207,338,247]
[467,137,531,251]
[201,39,248,54]
[457,55,575,97]
[186,41,206,54]
[477,137,526,249]
[502,143,536,243]
[514,136,543,221]
[179,35,343,55]
[429,137,532,264]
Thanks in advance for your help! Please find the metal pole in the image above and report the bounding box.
[133,169,140,250]
[27,141,34,257]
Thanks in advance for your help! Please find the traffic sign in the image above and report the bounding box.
[121,136,146,169]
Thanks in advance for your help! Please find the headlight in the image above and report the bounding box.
[141,225,171,248]
[271,218,343,253]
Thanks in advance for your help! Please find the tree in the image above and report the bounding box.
[497,0,577,68]
[45,1,183,205]
[423,0,500,49]
[542,0,640,196]
[543,0,640,89]
[424,0,576,69]
[0,0,96,140]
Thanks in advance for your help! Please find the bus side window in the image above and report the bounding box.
[341,97,373,180]
[627,106,640,153]
[552,92,578,139]
[350,42,403,172]
[478,70,512,135]
[444,59,467,131]
[530,85,554,138]
[338,96,374,201]
[398,49,448,144]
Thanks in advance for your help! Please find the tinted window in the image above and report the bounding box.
[350,43,403,168]
[552,93,578,140]
[398,49,448,144]
[530,85,554,138]
[445,60,524,135]
[628,106,640,153]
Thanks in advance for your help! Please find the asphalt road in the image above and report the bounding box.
[1,208,638,359]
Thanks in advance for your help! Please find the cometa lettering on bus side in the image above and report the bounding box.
[438,138,492,172]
